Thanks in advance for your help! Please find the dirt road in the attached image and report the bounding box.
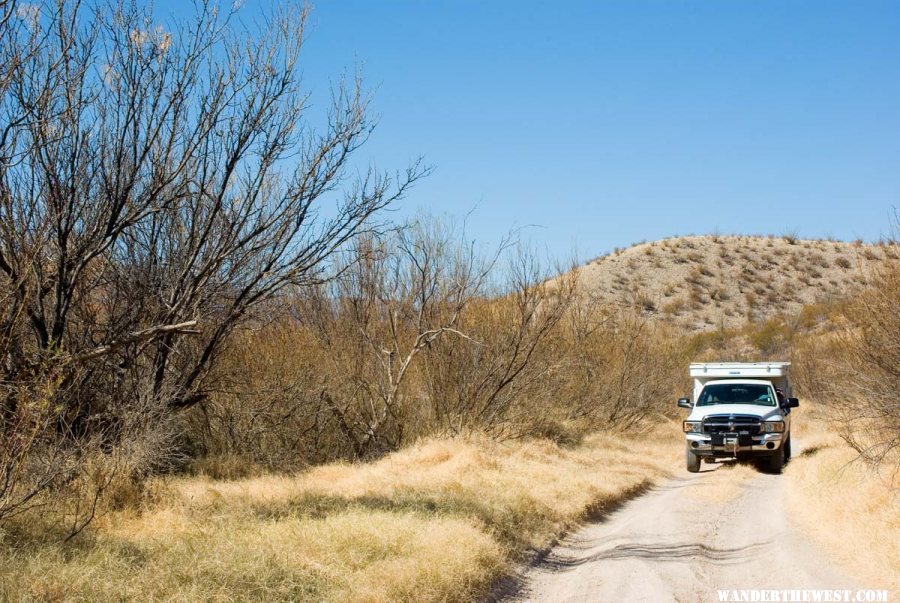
[511,455,857,603]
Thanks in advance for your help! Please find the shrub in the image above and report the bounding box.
[662,298,686,315]
[709,287,729,301]
[747,318,791,357]
[809,253,829,268]
[636,293,657,312]
[686,268,705,285]
[799,258,900,466]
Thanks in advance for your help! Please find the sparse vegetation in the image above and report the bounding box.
[785,415,899,591]
[0,0,895,597]
[569,234,891,332]
[797,255,900,466]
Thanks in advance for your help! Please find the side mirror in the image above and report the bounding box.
[677,397,692,409]
[785,397,799,408]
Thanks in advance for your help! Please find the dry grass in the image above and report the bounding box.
[784,416,900,591]
[0,429,682,602]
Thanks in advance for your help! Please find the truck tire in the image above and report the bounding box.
[686,446,701,473]
[783,437,792,462]
[767,444,785,474]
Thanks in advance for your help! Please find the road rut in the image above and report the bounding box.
[511,451,857,603]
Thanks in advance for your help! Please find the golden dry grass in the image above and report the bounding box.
[0,427,683,602]
[784,417,900,591]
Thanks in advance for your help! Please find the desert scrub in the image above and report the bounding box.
[0,431,681,602]
[784,418,899,591]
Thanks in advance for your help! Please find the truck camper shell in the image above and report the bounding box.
[689,362,791,401]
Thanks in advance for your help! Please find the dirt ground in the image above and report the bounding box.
[511,447,862,603]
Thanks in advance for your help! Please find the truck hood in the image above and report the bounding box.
[687,404,783,421]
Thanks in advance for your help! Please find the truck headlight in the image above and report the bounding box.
[683,421,702,433]
[762,421,785,433]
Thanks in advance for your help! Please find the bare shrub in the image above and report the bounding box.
[799,258,900,466]
[190,218,502,461]
[0,362,174,533]
[710,287,729,301]
[559,309,686,430]
[635,292,657,312]
[746,317,791,357]
[662,297,686,316]
[422,250,576,439]
[686,268,704,285]
[0,0,419,526]
[189,220,688,461]
[0,367,74,522]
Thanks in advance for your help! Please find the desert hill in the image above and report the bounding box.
[573,234,894,331]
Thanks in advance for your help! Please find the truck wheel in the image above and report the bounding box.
[783,438,792,462]
[686,447,701,473]
[767,444,785,474]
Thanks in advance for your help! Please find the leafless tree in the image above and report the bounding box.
[304,219,500,457]
[0,0,421,404]
[0,0,421,519]
[420,248,577,438]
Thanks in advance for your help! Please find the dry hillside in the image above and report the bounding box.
[575,235,894,331]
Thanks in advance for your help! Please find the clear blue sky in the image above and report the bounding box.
[159,1,900,259]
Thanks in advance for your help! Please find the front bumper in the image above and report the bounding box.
[685,432,784,457]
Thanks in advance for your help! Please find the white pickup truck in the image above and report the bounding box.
[677,362,799,474]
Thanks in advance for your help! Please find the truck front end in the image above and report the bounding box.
[678,372,798,473]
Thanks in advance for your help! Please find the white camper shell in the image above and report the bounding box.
[680,361,797,474]
[690,362,791,402]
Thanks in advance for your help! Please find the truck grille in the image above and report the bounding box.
[702,414,761,435]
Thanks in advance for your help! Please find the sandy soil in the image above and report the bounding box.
[567,235,891,331]
[510,449,859,603]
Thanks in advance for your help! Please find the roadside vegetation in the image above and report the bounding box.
[0,429,681,602]
[0,1,897,601]
[785,413,899,592]
[785,254,900,590]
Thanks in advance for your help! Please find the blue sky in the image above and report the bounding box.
[159,1,900,259]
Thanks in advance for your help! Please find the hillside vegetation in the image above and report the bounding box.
[575,235,893,331]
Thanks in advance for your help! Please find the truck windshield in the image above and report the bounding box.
[697,384,776,407]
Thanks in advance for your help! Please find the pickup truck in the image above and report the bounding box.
[677,362,799,474]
